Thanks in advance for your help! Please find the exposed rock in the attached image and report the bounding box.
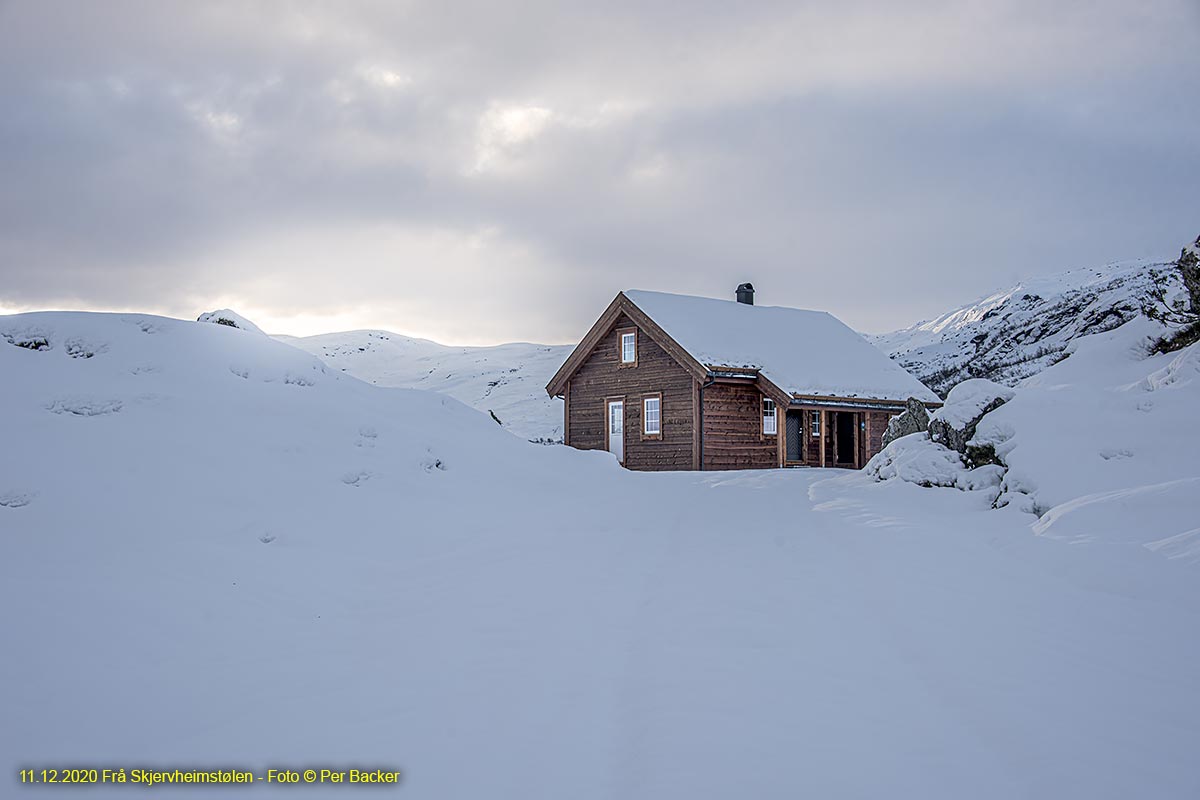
[196,309,265,334]
[1179,235,1200,315]
[880,396,931,449]
[928,379,1015,455]
[1147,236,1200,354]
[872,260,1173,396]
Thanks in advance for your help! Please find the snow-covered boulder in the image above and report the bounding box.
[928,379,1015,459]
[197,309,265,334]
[865,433,1006,499]
[865,434,963,488]
[880,396,931,449]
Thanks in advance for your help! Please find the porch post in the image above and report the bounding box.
[819,409,826,468]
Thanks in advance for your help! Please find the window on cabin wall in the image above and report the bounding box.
[644,394,661,436]
[811,410,821,437]
[620,331,637,364]
[762,398,777,435]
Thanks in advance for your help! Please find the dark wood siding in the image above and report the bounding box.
[866,410,892,462]
[566,313,696,471]
[701,383,777,471]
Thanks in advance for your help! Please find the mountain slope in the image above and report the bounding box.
[276,330,571,442]
[871,258,1180,396]
[3,310,1198,798]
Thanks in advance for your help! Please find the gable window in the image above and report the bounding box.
[811,410,821,437]
[762,397,777,435]
[643,394,662,437]
[620,330,637,365]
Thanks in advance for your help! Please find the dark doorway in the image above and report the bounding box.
[836,412,856,465]
[785,411,802,462]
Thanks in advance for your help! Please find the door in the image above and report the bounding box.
[785,411,802,462]
[607,400,624,464]
[836,412,856,465]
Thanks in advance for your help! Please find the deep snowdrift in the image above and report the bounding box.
[276,329,570,443]
[2,311,1198,799]
[866,317,1200,565]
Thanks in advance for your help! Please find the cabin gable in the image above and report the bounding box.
[565,312,697,471]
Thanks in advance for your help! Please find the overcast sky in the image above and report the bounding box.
[1,1,1197,343]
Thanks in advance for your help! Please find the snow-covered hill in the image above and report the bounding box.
[3,310,1199,798]
[276,330,571,443]
[865,315,1200,563]
[872,258,1179,396]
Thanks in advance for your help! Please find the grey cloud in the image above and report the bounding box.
[1,0,1197,340]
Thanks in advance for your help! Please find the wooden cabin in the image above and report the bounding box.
[545,285,941,471]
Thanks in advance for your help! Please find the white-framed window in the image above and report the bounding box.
[620,331,637,364]
[762,397,777,435]
[811,410,821,437]
[644,395,661,436]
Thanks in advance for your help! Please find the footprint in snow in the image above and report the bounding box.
[45,397,123,416]
[0,491,35,509]
[341,470,373,486]
[355,426,378,448]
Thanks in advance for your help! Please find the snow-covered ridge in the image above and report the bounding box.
[276,329,572,443]
[871,258,1178,396]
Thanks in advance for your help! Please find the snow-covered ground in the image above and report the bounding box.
[2,310,1198,798]
[872,258,1176,395]
[276,329,571,443]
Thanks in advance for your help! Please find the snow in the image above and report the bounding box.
[3,309,1199,799]
[196,308,266,334]
[981,317,1200,544]
[866,434,969,487]
[869,313,1200,567]
[624,290,939,402]
[276,329,571,442]
[871,258,1178,395]
[931,378,1015,430]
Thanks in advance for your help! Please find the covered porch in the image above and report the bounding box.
[775,398,901,470]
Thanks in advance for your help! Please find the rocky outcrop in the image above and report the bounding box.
[927,379,1015,460]
[872,259,1174,396]
[197,309,265,335]
[880,396,931,449]
[1179,236,1200,315]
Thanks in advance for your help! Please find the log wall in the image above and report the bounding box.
[701,383,777,471]
[566,313,696,471]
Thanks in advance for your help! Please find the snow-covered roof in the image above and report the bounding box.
[624,290,939,403]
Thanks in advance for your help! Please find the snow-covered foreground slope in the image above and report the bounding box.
[276,330,571,443]
[872,258,1175,395]
[982,318,1200,560]
[3,311,1199,799]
